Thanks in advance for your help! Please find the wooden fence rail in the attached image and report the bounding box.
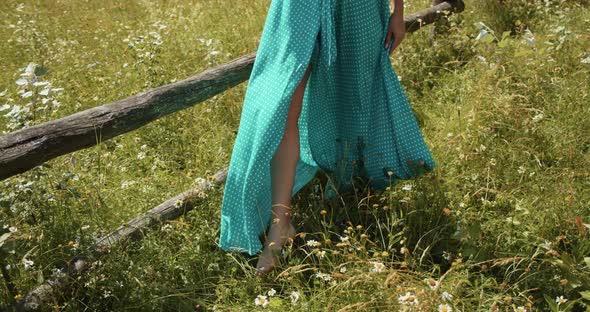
[13,169,228,311]
[0,0,464,182]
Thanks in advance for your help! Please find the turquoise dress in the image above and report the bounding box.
[218,0,436,256]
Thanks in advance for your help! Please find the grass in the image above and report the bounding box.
[1,0,589,311]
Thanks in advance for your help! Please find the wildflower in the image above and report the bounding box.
[121,180,134,188]
[402,184,412,191]
[339,266,347,273]
[516,307,527,312]
[9,226,17,233]
[371,261,385,273]
[398,291,419,305]
[532,112,544,123]
[197,190,208,199]
[317,250,326,259]
[438,303,452,312]
[195,177,213,189]
[267,288,276,297]
[254,294,269,308]
[102,289,112,298]
[441,291,453,302]
[73,259,85,271]
[22,258,34,269]
[314,271,332,282]
[306,239,320,247]
[523,28,535,45]
[340,235,349,243]
[555,295,567,305]
[173,199,183,208]
[161,223,173,232]
[400,247,409,256]
[426,278,439,290]
[290,291,300,304]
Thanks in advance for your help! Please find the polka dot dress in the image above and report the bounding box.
[218,0,436,256]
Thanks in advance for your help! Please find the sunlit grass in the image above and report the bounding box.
[1,0,589,311]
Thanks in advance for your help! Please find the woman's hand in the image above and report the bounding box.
[384,12,405,56]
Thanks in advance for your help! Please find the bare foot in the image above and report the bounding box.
[255,217,297,276]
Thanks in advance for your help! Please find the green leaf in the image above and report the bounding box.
[580,291,590,300]
[544,294,560,312]
[502,30,512,40]
[481,33,495,44]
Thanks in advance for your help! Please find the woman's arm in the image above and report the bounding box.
[385,0,405,55]
[391,0,404,16]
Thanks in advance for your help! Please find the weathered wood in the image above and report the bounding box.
[405,0,465,32]
[13,168,228,311]
[0,0,465,182]
[0,53,255,181]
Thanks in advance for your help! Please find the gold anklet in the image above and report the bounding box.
[271,203,293,210]
[271,203,293,220]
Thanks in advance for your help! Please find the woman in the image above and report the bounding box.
[217,0,436,276]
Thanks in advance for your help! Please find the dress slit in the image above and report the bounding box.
[218,0,436,256]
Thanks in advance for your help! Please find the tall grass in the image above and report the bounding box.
[1,0,589,311]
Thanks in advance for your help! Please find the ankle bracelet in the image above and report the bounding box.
[271,203,293,210]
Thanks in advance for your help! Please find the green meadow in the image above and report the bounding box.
[1,0,589,311]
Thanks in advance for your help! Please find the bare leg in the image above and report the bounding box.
[255,63,313,275]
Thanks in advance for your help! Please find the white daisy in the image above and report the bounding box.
[371,261,385,273]
[555,295,567,305]
[267,288,276,297]
[306,239,320,247]
[22,258,34,269]
[398,291,419,305]
[516,307,527,312]
[441,291,453,302]
[290,291,300,304]
[426,278,439,290]
[254,294,269,308]
[438,303,452,312]
[314,271,332,282]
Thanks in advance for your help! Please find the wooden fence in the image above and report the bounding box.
[1,1,465,310]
